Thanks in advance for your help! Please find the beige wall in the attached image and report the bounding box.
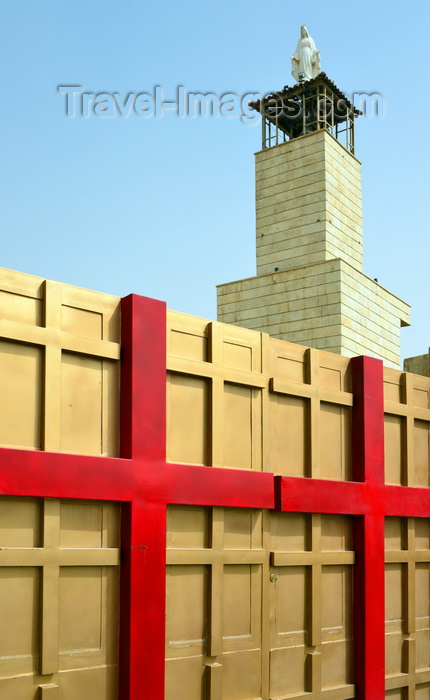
[256,130,363,276]
[404,352,430,377]
[217,259,410,369]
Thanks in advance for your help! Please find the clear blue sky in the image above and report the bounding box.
[1,0,429,362]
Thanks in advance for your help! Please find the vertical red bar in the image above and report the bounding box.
[353,514,386,700]
[119,502,133,700]
[120,294,167,462]
[351,356,385,700]
[128,499,167,700]
[119,294,167,700]
[119,499,167,700]
[351,355,385,485]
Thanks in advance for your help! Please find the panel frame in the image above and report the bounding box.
[0,275,120,455]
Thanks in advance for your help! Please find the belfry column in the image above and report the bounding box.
[255,127,363,277]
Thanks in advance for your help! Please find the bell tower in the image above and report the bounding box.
[255,74,362,276]
[217,30,410,368]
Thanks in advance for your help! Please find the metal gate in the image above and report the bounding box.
[165,506,354,700]
[2,269,430,700]
[166,310,430,699]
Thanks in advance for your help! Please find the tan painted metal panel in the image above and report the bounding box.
[167,312,352,479]
[0,268,120,456]
[0,496,120,699]
[269,513,354,698]
[384,368,430,487]
[167,315,267,470]
[383,353,430,635]
[0,340,43,449]
[166,506,268,700]
[0,288,43,325]
[385,517,430,695]
[167,374,210,465]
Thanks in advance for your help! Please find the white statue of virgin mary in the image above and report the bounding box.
[291,26,321,82]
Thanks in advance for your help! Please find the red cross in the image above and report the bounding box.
[276,356,430,699]
[1,295,429,700]
[0,295,273,700]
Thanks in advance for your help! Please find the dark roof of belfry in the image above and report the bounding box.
[250,72,361,115]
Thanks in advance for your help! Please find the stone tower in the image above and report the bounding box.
[217,73,410,368]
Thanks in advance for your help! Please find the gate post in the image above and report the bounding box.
[119,294,167,700]
[351,356,385,700]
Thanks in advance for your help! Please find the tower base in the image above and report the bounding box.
[217,258,410,368]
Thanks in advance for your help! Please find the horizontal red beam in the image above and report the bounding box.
[160,463,275,509]
[0,447,274,510]
[0,448,135,501]
[383,483,430,517]
[276,475,368,514]
[276,475,430,518]
[2,445,430,518]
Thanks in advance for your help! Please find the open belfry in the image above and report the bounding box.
[2,25,430,700]
[217,28,410,369]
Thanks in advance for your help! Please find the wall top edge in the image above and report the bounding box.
[0,266,121,303]
[255,129,362,166]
